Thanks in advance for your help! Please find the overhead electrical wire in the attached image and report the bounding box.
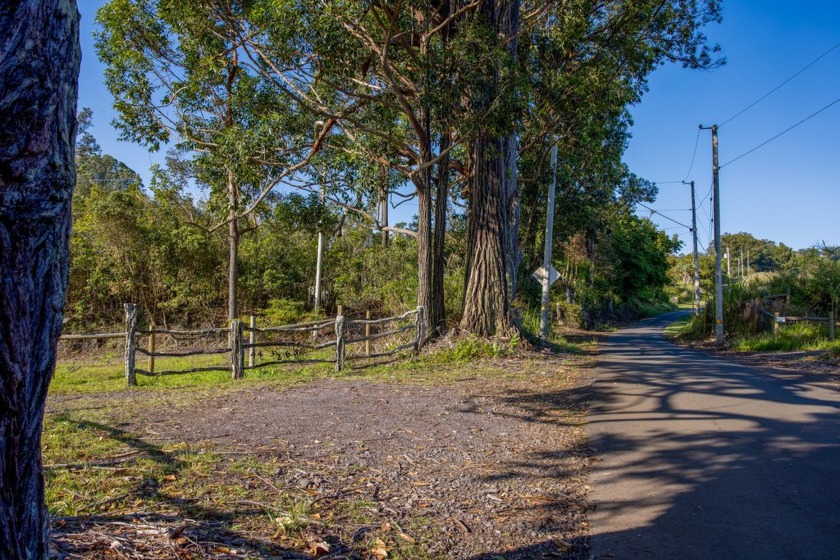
[653,129,702,185]
[719,39,840,128]
[720,94,840,168]
[637,201,692,230]
[680,129,701,181]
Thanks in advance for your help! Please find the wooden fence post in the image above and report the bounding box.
[415,306,425,352]
[335,305,345,372]
[147,328,155,375]
[124,303,138,387]
[365,310,371,357]
[231,320,244,380]
[830,311,835,341]
[773,312,780,340]
[249,315,256,368]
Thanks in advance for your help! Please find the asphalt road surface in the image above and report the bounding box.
[587,311,840,560]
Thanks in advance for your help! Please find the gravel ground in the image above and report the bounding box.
[50,354,594,559]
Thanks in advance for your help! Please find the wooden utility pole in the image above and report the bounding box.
[688,180,701,315]
[701,124,724,345]
[540,145,558,339]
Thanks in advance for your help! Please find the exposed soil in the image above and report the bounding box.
[49,352,595,559]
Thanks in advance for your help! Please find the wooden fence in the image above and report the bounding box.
[60,304,424,386]
[758,306,836,340]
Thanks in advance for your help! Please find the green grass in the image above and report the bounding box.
[666,313,840,353]
[46,344,586,558]
[54,329,590,396]
[732,322,840,352]
[663,316,693,338]
[52,347,345,395]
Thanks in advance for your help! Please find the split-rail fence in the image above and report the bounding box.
[60,304,425,386]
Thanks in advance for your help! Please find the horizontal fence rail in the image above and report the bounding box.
[112,303,423,386]
[60,332,125,340]
[757,303,835,340]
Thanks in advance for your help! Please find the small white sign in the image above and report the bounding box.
[532,264,560,286]
[775,316,786,323]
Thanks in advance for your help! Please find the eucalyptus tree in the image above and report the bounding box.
[96,0,307,323]
[0,1,80,556]
[236,0,492,334]
[504,0,724,320]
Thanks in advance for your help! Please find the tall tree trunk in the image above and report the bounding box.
[0,1,80,557]
[461,136,513,335]
[416,184,433,342]
[460,0,520,337]
[227,168,238,322]
[430,131,451,335]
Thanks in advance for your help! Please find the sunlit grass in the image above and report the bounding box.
[663,316,693,338]
[733,322,840,352]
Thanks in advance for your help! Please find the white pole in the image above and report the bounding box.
[540,145,558,339]
[313,121,325,312]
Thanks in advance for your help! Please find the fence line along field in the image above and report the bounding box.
[57,304,424,391]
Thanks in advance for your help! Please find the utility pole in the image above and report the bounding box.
[739,248,743,278]
[540,145,558,339]
[686,180,701,315]
[701,124,724,345]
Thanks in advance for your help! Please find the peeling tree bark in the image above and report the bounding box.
[0,1,80,557]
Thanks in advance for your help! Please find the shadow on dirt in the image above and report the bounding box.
[48,419,345,559]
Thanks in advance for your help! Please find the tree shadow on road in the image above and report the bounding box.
[585,323,840,559]
[460,317,840,559]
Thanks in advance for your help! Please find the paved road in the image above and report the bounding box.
[587,311,840,560]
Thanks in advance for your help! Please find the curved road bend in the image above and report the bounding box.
[587,311,840,560]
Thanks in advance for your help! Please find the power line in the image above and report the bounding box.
[720,39,840,128]
[637,201,692,230]
[653,129,702,184]
[720,95,840,168]
[681,129,701,181]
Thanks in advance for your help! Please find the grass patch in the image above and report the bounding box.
[52,352,338,396]
[663,316,693,338]
[45,350,584,558]
[733,322,840,352]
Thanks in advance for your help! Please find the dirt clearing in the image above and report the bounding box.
[47,352,593,559]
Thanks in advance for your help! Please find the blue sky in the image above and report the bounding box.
[623,1,840,251]
[78,1,840,250]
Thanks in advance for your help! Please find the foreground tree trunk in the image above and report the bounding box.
[460,0,521,337]
[0,1,80,557]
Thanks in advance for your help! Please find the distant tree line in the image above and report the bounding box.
[69,109,680,331]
